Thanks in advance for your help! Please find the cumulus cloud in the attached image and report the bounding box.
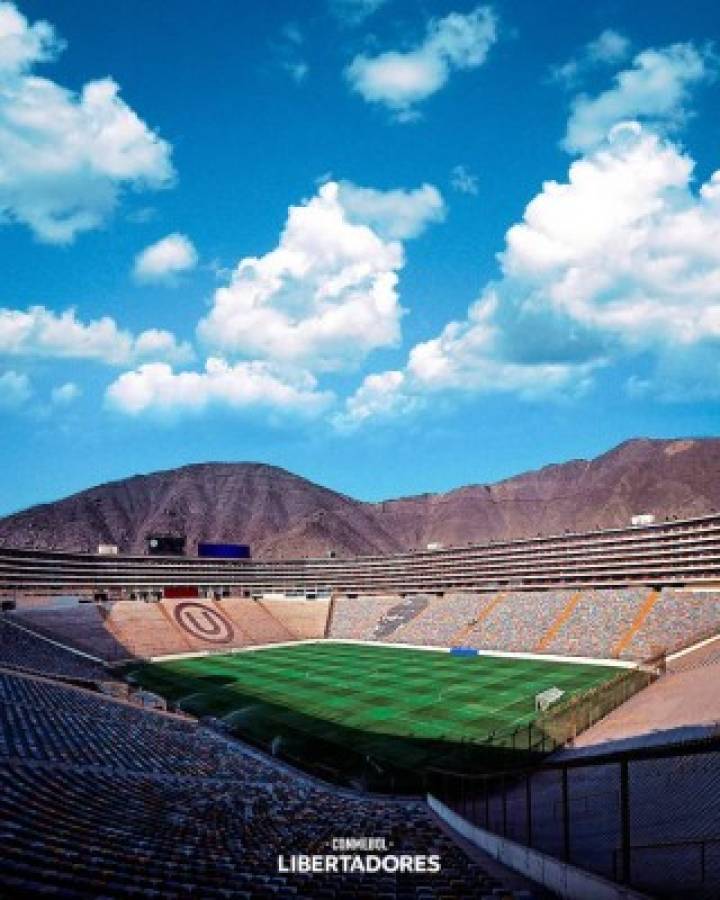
[50,381,80,404]
[336,181,445,239]
[0,2,174,243]
[0,305,192,365]
[0,2,59,73]
[106,357,333,418]
[0,369,31,408]
[338,122,720,427]
[552,29,631,87]
[332,369,421,431]
[133,233,198,284]
[197,180,444,371]
[450,164,479,195]
[346,6,497,118]
[564,42,713,153]
[336,295,595,430]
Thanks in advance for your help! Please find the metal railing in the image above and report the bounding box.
[428,734,720,898]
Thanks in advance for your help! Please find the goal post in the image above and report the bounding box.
[535,686,565,712]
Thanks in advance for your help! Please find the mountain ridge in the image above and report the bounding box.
[1,437,718,558]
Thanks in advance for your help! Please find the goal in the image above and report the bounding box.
[535,686,565,712]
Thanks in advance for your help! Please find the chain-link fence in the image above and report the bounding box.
[429,735,720,898]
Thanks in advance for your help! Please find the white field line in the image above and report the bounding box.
[667,631,720,663]
[4,616,105,663]
[148,637,632,669]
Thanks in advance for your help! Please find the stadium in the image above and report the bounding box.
[2,511,720,899]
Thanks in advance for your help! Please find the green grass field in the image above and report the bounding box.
[127,642,618,790]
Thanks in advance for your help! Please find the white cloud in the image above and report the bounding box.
[197,180,443,372]
[339,121,720,427]
[332,369,421,431]
[346,6,497,117]
[0,2,59,73]
[336,181,445,239]
[106,357,333,418]
[503,124,720,347]
[337,295,595,430]
[0,2,174,243]
[587,29,632,65]
[275,22,308,84]
[283,60,308,83]
[50,381,80,404]
[329,0,387,25]
[0,368,31,408]
[552,29,631,87]
[564,42,712,153]
[133,233,198,284]
[450,164,479,195]
[0,305,192,365]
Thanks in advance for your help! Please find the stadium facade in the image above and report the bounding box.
[1,511,720,597]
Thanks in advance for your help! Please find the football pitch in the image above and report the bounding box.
[127,642,618,789]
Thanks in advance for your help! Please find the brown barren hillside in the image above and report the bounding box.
[0,438,718,558]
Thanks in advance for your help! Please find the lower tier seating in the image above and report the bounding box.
[0,669,522,899]
[0,620,107,681]
[330,588,720,661]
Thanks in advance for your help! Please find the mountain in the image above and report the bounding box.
[0,438,718,557]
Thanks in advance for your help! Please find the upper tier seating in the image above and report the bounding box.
[0,669,518,899]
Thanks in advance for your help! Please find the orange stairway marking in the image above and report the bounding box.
[450,592,506,645]
[611,589,661,659]
[535,592,582,652]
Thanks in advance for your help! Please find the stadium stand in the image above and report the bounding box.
[372,593,430,639]
[259,599,330,640]
[0,619,107,681]
[0,668,524,899]
[5,512,720,599]
[220,598,296,644]
[328,595,400,640]
[104,599,195,658]
[462,591,572,653]
[5,584,720,666]
[381,593,489,647]
[330,587,720,662]
[544,588,650,659]
[622,589,720,660]
[12,603,130,661]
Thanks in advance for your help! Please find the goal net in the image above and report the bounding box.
[535,686,565,712]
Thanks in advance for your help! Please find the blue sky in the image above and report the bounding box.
[1,0,719,514]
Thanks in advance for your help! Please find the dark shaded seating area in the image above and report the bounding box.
[0,619,108,681]
[0,669,529,898]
